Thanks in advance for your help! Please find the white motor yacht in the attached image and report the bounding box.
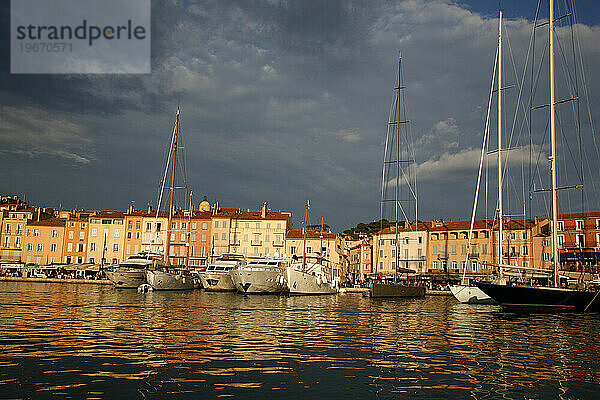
[231,259,288,294]
[105,253,160,289]
[199,254,245,292]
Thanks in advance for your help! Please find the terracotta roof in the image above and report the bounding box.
[286,229,337,239]
[375,221,431,235]
[27,218,66,227]
[94,210,126,219]
[233,210,291,221]
[427,218,536,232]
[559,212,600,219]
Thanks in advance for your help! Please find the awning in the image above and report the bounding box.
[559,252,600,262]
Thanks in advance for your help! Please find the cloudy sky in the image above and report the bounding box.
[2,0,600,231]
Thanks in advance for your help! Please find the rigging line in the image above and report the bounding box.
[462,43,497,284]
[528,0,543,221]
[504,24,533,216]
[567,0,585,215]
[156,119,177,225]
[572,5,600,209]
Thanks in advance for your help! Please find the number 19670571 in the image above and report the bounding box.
[20,42,72,52]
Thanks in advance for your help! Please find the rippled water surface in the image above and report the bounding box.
[1,282,599,399]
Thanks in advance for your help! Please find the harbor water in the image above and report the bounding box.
[1,282,599,399]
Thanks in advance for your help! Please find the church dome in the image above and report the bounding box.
[198,196,211,212]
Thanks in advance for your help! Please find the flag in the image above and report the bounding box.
[306,200,310,209]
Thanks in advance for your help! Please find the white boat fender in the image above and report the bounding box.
[317,277,322,286]
[175,274,181,280]
[182,277,186,284]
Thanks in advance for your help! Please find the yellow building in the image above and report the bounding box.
[87,211,126,265]
[22,218,66,265]
[1,206,52,262]
[426,218,548,281]
[62,211,94,264]
[373,222,429,278]
[228,203,291,260]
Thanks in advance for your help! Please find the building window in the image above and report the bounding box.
[576,220,584,230]
[34,229,40,237]
[67,243,73,252]
[522,245,529,256]
[27,243,33,251]
[172,222,177,229]
[576,234,585,247]
[306,247,312,254]
[127,232,132,239]
[542,252,551,261]
[90,243,96,251]
[221,233,226,240]
[432,245,437,254]
[114,229,120,238]
[482,244,487,254]
[50,244,57,252]
[15,237,21,248]
[432,261,438,269]
[128,221,133,229]
[471,262,478,272]
[113,244,119,252]
[451,245,456,254]
[146,223,152,232]
[290,246,296,254]
[37,244,43,251]
[451,261,457,269]
[5,224,11,234]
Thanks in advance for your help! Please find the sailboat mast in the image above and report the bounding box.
[303,200,309,272]
[186,191,192,267]
[498,11,504,267]
[395,55,401,282]
[549,0,560,287]
[165,107,180,266]
[319,216,324,263]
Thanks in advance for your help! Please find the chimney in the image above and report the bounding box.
[147,204,152,213]
[37,208,41,222]
[261,202,267,218]
[128,203,134,214]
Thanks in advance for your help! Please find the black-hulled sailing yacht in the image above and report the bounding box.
[476,0,600,312]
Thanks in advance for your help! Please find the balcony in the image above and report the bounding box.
[467,252,479,259]
[504,252,519,258]
[251,240,262,246]
[437,254,448,260]
[272,241,284,247]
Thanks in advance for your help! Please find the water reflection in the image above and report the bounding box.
[0,282,599,399]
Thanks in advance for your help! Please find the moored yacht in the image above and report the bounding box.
[105,253,160,289]
[199,253,245,292]
[145,267,197,290]
[285,255,337,295]
[231,259,288,294]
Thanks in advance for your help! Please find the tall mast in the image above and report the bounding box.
[395,54,401,282]
[165,107,180,266]
[549,0,559,287]
[185,191,192,266]
[302,200,309,272]
[319,216,324,263]
[498,11,504,267]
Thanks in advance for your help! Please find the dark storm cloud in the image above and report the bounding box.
[2,0,600,230]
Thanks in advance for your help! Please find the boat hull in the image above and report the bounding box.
[199,272,236,292]
[106,269,146,288]
[475,282,600,312]
[145,270,196,290]
[285,267,337,295]
[449,284,497,304]
[370,283,425,298]
[231,268,287,294]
